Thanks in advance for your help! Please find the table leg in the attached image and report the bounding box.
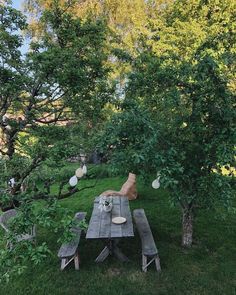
[95,239,129,263]
[113,244,129,262]
[95,246,110,263]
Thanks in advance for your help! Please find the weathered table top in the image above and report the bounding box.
[86,196,134,239]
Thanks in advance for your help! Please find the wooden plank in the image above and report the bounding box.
[58,211,86,258]
[120,196,134,237]
[86,201,102,239]
[112,196,120,205]
[99,208,112,238]
[0,209,17,232]
[74,212,87,221]
[95,246,110,263]
[111,197,122,238]
[74,253,80,270]
[72,212,87,233]
[155,256,161,271]
[133,209,158,256]
[94,196,100,203]
[58,234,81,258]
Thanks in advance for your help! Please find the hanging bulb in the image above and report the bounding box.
[75,168,83,178]
[152,176,160,189]
[69,175,78,186]
[8,178,15,188]
[82,164,87,175]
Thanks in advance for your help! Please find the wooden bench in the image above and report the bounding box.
[58,212,86,271]
[133,209,161,272]
[0,209,36,249]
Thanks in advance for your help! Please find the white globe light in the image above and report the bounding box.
[69,175,78,186]
[75,168,83,178]
[9,178,15,188]
[152,177,160,189]
[82,165,87,175]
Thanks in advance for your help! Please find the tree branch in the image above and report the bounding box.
[33,175,100,201]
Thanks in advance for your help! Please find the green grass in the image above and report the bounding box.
[1,175,236,295]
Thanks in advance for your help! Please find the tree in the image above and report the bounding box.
[25,0,167,53]
[0,0,109,202]
[24,0,173,101]
[0,1,110,280]
[98,0,236,247]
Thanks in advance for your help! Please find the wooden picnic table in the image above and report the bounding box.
[86,196,134,262]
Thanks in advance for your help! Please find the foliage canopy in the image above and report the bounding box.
[98,0,236,246]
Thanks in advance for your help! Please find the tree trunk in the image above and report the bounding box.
[182,208,193,247]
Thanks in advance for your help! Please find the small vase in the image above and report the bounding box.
[103,203,112,212]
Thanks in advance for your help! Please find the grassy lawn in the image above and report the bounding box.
[1,173,236,295]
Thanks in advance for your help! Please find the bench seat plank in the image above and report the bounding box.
[58,236,81,258]
[57,212,86,268]
[133,209,158,256]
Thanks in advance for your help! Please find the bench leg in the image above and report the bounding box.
[61,258,68,271]
[142,255,161,272]
[155,255,161,272]
[60,253,80,271]
[74,252,80,270]
[142,255,147,272]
